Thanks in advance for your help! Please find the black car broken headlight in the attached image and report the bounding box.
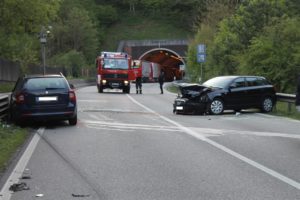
[175,99,186,105]
[200,95,208,102]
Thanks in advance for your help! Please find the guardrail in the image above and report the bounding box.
[276,93,296,112]
[0,95,9,120]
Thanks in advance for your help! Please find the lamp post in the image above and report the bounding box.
[39,26,51,75]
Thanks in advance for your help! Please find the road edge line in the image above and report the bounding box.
[0,127,45,200]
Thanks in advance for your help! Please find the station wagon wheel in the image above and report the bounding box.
[261,97,273,113]
[209,98,224,115]
[69,115,77,126]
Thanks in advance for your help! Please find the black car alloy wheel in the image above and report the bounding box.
[209,98,224,115]
[261,97,273,113]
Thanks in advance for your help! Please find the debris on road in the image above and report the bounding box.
[21,175,31,179]
[72,193,90,198]
[9,182,30,192]
[235,112,241,116]
[35,194,44,197]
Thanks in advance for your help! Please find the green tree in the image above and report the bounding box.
[0,0,60,71]
[186,1,240,82]
[239,17,300,92]
[50,7,99,65]
[50,50,86,77]
[204,0,287,80]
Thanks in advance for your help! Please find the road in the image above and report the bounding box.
[1,83,300,200]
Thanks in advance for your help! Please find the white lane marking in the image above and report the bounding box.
[82,120,180,132]
[88,113,102,121]
[88,113,112,121]
[127,94,300,190]
[0,128,45,200]
[190,127,300,139]
[77,100,106,103]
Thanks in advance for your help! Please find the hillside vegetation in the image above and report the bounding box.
[187,0,300,93]
[1,0,300,93]
[102,13,192,51]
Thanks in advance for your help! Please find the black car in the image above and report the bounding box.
[10,74,77,125]
[173,76,276,115]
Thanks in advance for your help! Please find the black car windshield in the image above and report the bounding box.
[103,58,128,70]
[24,77,68,90]
[203,77,234,89]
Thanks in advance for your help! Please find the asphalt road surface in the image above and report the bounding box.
[1,83,300,200]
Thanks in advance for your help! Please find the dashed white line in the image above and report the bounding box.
[127,94,300,190]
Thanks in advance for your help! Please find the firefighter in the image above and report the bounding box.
[158,69,165,94]
[133,62,142,94]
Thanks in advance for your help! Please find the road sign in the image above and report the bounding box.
[197,54,206,63]
[197,44,206,63]
[197,44,206,54]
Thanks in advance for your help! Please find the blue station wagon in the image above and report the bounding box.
[10,74,77,125]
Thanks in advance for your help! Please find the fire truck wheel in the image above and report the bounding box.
[123,87,130,93]
[98,86,103,93]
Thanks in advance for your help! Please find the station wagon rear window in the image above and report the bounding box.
[24,77,68,90]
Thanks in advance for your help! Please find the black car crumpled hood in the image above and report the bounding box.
[177,83,211,99]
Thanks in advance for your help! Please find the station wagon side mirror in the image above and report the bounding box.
[70,84,75,90]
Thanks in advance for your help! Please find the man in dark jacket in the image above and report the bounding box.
[296,75,300,112]
[158,69,165,94]
[133,62,142,94]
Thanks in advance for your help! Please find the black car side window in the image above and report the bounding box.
[246,77,257,86]
[256,78,267,86]
[230,78,245,88]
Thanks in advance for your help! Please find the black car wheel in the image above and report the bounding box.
[261,97,273,113]
[69,115,77,126]
[209,98,224,115]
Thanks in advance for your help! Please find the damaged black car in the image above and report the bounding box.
[173,76,276,115]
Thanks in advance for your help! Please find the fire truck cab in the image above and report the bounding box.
[96,52,135,93]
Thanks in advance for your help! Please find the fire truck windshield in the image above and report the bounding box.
[103,58,128,70]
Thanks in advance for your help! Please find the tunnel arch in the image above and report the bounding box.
[138,48,186,81]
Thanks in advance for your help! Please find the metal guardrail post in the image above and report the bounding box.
[276,93,296,113]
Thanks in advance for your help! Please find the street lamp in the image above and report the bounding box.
[39,26,52,75]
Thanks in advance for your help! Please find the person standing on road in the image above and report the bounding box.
[133,62,142,94]
[158,69,165,94]
[296,74,300,112]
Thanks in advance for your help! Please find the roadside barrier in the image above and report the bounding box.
[0,95,9,120]
[276,93,296,112]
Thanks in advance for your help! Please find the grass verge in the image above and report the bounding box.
[0,83,14,93]
[0,122,28,173]
[271,101,300,120]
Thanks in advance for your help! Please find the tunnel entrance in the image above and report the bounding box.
[139,48,185,82]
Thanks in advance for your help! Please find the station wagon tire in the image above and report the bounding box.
[209,98,224,115]
[261,97,273,113]
[69,115,77,126]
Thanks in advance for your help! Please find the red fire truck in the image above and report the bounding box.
[96,52,138,93]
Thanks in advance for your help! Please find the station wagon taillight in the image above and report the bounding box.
[16,93,25,104]
[69,90,76,102]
